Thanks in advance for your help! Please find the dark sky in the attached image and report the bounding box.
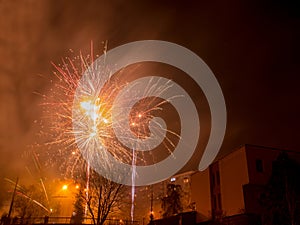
[0,0,299,180]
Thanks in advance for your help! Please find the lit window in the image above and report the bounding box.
[183,177,189,183]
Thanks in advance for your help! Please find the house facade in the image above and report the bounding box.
[191,144,300,224]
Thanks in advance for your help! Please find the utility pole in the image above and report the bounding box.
[8,177,19,221]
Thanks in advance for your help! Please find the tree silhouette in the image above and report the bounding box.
[72,189,85,224]
[260,152,300,225]
[161,183,183,218]
[14,184,48,222]
[76,169,125,225]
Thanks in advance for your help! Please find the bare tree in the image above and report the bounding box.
[14,185,49,221]
[161,183,183,218]
[72,189,85,224]
[260,152,300,225]
[76,169,125,225]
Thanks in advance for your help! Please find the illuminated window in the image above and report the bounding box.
[183,177,189,183]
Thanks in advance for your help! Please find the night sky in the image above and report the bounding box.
[0,0,299,181]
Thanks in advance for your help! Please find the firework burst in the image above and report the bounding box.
[41,43,181,184]
[41,40,226,188]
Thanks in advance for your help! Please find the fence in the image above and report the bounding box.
[1,216,139,225]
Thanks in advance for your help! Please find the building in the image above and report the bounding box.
[136,144,300,225]
[191,144,300,224]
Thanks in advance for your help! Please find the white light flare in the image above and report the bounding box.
[80,100,100,122]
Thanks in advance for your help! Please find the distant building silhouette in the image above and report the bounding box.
[191,144,300,224]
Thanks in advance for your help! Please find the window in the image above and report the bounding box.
[256,159,264,173]
[213,195,217,209]
[217,193,222,209]
[216,171,220,185]
[183,177,189,183]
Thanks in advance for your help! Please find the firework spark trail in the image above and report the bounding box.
[4,178,25,192]
[72,75,171,170]
[25,166,34,179]
[31,151,50,205]
[41,53,92,176]
[15,191,49,212]
[74,75,172,178]
[131,148,137,222]
[40,178,49,204]
[5,178,49,212]
[127,78,183,160]
[84,163,90,218]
